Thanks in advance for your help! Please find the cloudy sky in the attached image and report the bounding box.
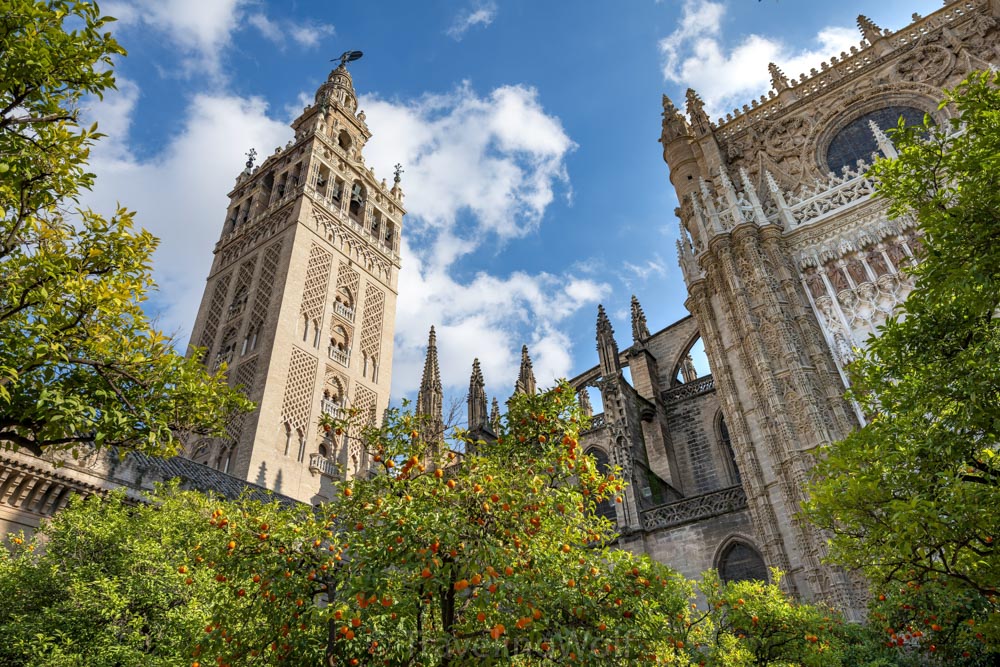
[83,0,941,408]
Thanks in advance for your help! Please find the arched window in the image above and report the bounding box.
[216,328,238,370]
[673,335,710,386]
[329,325,351,366]
[283,422,293,456]
[242,323,260,356]
[586,448,617,523]
[717,412,741,485]
[349,182,366,220]
[191,440,211,465]
[334,286,355,320]
[296,429,306,463]
[718,540,768,584]
[826,106,930,174]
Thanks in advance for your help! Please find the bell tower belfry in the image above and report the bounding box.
[187,57,404,503]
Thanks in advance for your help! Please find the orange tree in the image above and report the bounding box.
[2,383,856,666]
[191,382,708,666]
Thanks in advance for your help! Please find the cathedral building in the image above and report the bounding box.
[1,0,998,620]
[553,0,998,616]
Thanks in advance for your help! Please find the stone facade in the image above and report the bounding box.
[653,0,1000,615]
[185,63,405,504]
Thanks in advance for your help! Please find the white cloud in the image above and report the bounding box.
[622,255,668,282]
[355,84,598,398]
[389,243,610,401]
[105,0,248,78]
[248,13,335,49]
[82,81,290,339]
[659,0,859,119]
[447,2,498,40]
[360,83,574,245]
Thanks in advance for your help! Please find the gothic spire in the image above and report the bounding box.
[490,397,501,433]
[857,15,884,43]
[596,305,620,378]
[768,62,790,92]
[684,88,712,135]
[515,345,536,396]
[468,358,487,431]
[578,386,593,418]
[417,326,443,423]
[660,93,691,144]
[630,295,651,344]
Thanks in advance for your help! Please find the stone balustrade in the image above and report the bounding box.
[640,485,747,531]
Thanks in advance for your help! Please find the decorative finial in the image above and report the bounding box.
[393,163,404,184]
[490,397,501,433]
[857,15,883,43]
[768,62,789,92]
[630,295,651,344]
[597,304,615,338]
[578,386,593,418]
[684,88,711,134]
[333,50,364,69]
[515,345,536,396]
[244,147,257,171]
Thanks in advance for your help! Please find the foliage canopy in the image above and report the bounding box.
[2,385,859,666]
[0,0,251,457]
[806,71,1000,663]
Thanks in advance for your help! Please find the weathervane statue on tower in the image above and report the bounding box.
[333,50,364,68]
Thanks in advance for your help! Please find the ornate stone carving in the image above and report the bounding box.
[641,486,748,531]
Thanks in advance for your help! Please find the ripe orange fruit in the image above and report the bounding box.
[178,565,188,574]
[477,612,486,622]
[343,488,353,497]
[421,568,432,579]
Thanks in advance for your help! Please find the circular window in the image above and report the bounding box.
[825,106,929,174]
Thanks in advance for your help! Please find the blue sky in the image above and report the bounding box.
[82,0,942,409]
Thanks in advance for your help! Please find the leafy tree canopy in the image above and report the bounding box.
[2,385,856,666]
[806,71,1000,664]
[0,0,251,457]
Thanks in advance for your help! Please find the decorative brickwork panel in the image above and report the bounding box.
[250,241,283,327]
[350,384,377,438]
[281,348,318,432]
[348,384,377,475]
[300,243,333,321]
[199,273,232,355]
[225,357,258,442]
[227,254,258,321]
[335,261,360,309]
[359,285,385,360]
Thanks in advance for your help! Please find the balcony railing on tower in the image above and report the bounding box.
[308,453,340,479]
[328,346,350,367]
[333,301,355,321]
[321,399,345,420]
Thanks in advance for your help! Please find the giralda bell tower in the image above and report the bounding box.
[187,55,404,503]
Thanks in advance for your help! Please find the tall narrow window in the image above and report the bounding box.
[349,182,366,220]
[297,430,306,463]
[718,413,741,485]
[586,448,617,523]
